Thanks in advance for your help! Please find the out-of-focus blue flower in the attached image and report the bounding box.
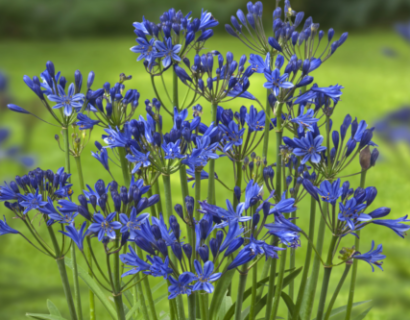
[119,208,149,239]
[120,245,151,277]
[219,121,245,152]
[228,247,256,270]
[162,140,185,159]
[353,241,386,272]
[92,147,110,172]
[372,215,410,238]
[47,83,85,116]
[59,221,88,250]
[292,132,326,164]
[77,113,100,130]
[0,182,20,201]
[265,214,301,248]
[145,255,174,279]
[126,146,151,173]
[154,38,182,68]
[338,198,369,230]
[88,212,122,241]
[244,235,285,260]
[317,179,343,205]
[103,124,135,149]
[219,220,244,252]
[168,272,196,299]
[249,53,270,73]
[291,106,319,132]
[0,215,19,236]
[192,260,221,293]
[244,179,263,210]
[48,211,78,225]
[19,190,47,214]
[269,192,297,215]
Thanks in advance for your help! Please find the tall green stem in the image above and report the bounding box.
[118,147,130,186]
[113,238,126,320]
[325,264,351,320]
[153,179,163,215]
[316,235,338,320]
[48,225,78,320]
[262,89,272,159]
[249,260,258,320]
[264,240,277,320]
[75,156,94,320]
[292,197,317,319]
[269,244,287,320]
[207,102,218,205]
[301,211,326,320]
[132,244,150,320]
[138,247,158,320]
[62,127,82,320]
[162,174,186,320]
[345,170,367,320]
[234,263,249,320]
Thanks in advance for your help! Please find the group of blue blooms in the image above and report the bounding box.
[2,0,410,301]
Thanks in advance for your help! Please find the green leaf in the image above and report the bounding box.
[209,269,236,320]
[126,304,139,320]
[154,293,168,305]
[312,300,372,320]
[65,257,117,319]
[280,291,300,320]
[217,294,233,320]
[46,300,61,317]
[151,280,167,294]
[240,294,284,320]
[225,266,303,320]
[352,306,372,320]
[26,314,68,320]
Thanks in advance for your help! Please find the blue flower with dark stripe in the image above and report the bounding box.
[47,83,84,116]
[353,241,386,272]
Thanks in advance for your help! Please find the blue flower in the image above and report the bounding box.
[154,38,182,68]
[48,211,78,225]
[162,140,185,160]
[120,245,151,277]
[186,169,218,188]
[268,192,297,215]
[311,85,343,104]
[249,53,270,73]
[103,124,135,149]
[199,10,219,30]
[47,83,85,116]
[372,215,410,238]
[19,190,48,214]
[317,179,343,205]
[126,146,151,173]
[292,132,326,164]
[219,121,245,152]
[145,255,174,279]
[173,107,188,130]
[263,68,294,97]
[168,272,196,299]
[182,135,219,170]
[195,213,215,250]
[192,260,221,293]
[77,113,100,130]
[119,208,150,239]
[213,200,251,228]
[228,247,256,270]
[59,221,88,251]
[338,198,370,230]
[88,212,122,241]
[245,105,265,132]
[244,179,263,210]
[92,148,110,172]
[219,220,244,252]
[130,38,157,63]
[244,235,285,260]
[353,241,386,272]
[0,182,20,201]
[265,214,301,248]
[83,179,110,201]
[291,106,319,132]
[152,214,177,246]
[0,215,18,236]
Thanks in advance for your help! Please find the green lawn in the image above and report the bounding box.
[0,31,410,320]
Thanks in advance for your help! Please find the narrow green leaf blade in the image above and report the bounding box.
[209,269,235,320]
[26,314,68,320]
[312,300,372,320]
[46,300,61,317]
[217,294,233,320]
[280,291,300,320]
[352,306,373,320]
[65,257,117,319]
[126,304,140,320]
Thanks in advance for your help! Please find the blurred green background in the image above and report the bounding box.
[1,0,410,320]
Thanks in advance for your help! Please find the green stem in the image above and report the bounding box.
[113,239,126,320]
[262,89,272,159]
[132,243,150,320]
[274,102,284,199]
[325,264,352,320]
[179,165,190,212]
[269,243,287,320]
[264,240,277,320]
[62,127,82,320]
[345,170,367,320]
[138,246,157,320]
[173,69,179,110]
[207,102,218,205]
[48,225,78,320]
[147,188,158,218]
[75,156,92,320]
[301,207,327,320]
[292,197,316,319]
[162,174,186,320]
[316,235,338,320]
[233,161,243,208]
[113,295,126,320]
[118,147,130,186]
[249,260,258,320]
[153,179,163,216]
[234,263,249,320]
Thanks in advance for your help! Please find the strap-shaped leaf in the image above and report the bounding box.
[312,300,372,320]
[240,294,284,320]
[280,291,300,320]
[26,314,68,320]
[217,294,233,320]
[353,306,373,320]
[46,300,61,317]
[209,269,236,320]
[65,257,117,319]
[225,267,302,320]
